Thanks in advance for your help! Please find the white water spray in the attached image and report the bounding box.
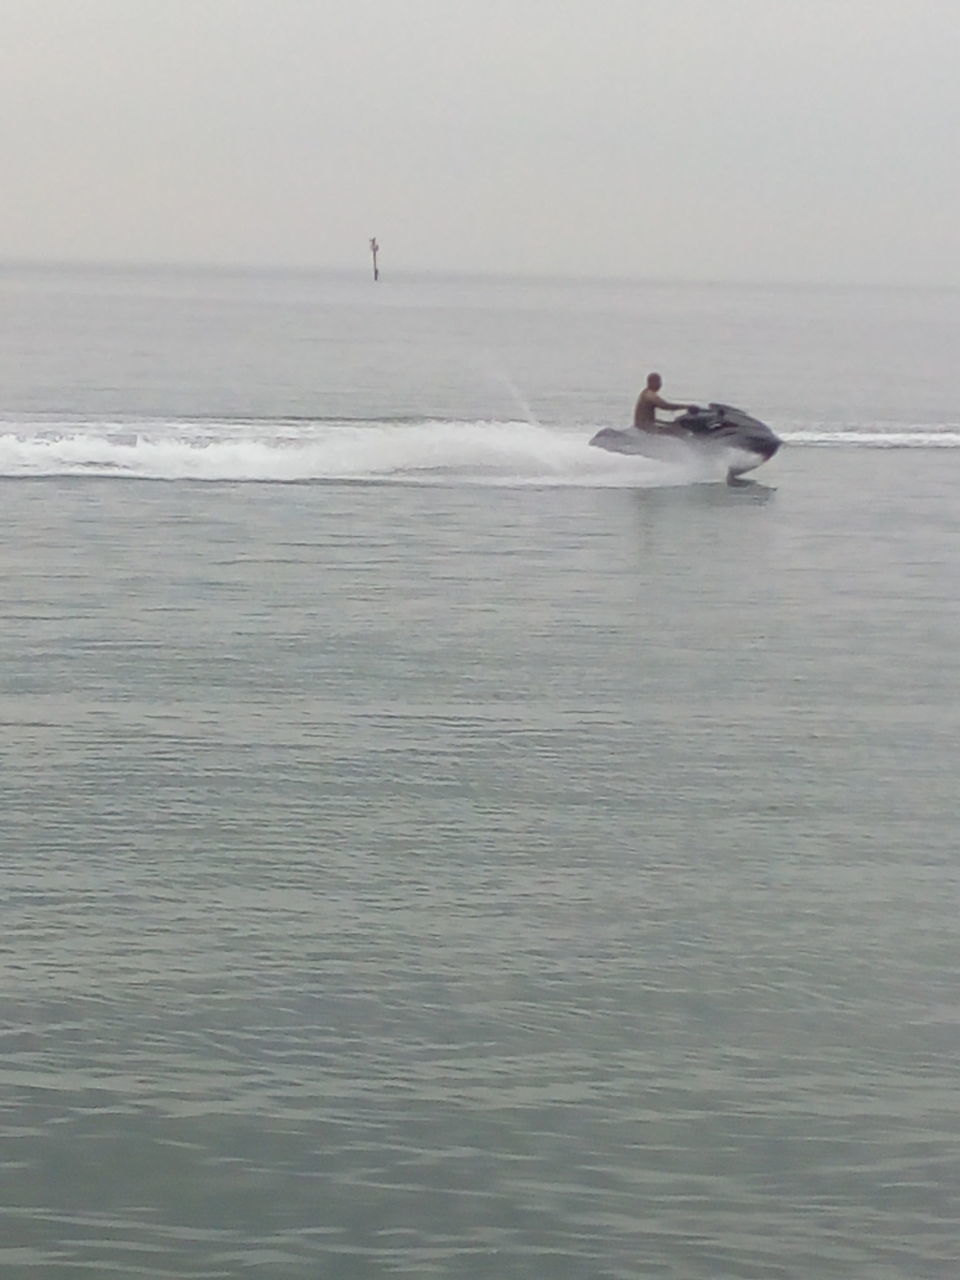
[474,350,541,427]
[3,418,951,485]
[0,417,711,486]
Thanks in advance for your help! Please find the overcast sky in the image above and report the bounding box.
[2,0,957,283]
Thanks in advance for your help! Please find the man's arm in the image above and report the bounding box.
[634,388,696,428]
[650,393,688,412]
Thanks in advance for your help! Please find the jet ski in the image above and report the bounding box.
[589,403,782,481]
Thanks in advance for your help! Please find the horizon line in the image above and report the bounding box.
[0,256,957,293]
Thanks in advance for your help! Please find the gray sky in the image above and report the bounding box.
[2,0,957,283]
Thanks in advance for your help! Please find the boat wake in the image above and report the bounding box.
[1,417,957,485]
[783,429,960,448]
[0,418,728,487]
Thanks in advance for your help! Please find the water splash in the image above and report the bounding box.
[3,417,954,486]
[0,418,715,487]
[474,350,541,426]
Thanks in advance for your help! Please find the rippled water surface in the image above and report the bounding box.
[2,269,959,1278]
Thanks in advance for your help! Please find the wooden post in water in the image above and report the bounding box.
[369,237,380,281]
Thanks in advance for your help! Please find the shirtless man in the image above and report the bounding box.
[633,372,694,431]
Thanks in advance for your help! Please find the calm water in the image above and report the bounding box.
[2,267,959,1278]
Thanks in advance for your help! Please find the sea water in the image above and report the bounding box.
[1,266,959,1279]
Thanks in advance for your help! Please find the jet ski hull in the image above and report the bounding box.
[589,403,781,481]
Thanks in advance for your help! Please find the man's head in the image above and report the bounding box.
[646,372,662,391]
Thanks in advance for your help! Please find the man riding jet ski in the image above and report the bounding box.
[589,372,781,481]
